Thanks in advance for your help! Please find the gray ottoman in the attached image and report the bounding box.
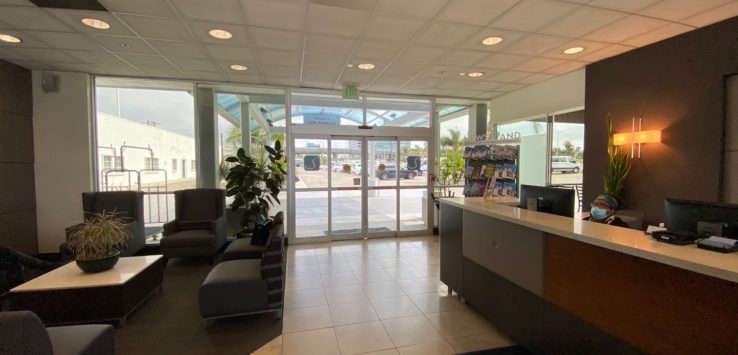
[220,238,265,262]
[198,259,269,319]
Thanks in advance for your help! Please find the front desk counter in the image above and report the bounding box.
[439,197,738,355]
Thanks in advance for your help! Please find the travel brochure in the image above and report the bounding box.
[463,145,519,161]
[462,143,519,198]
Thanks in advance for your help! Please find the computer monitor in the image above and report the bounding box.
[518,185,575,217]
[664,199,738,237]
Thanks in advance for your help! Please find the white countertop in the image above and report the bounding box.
[440,197,738,283]
[11,255,163,292]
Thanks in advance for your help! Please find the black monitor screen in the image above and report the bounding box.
[518,185,575,218]
[664,199,738,237]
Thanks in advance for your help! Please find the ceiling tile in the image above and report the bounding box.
[582,15,671,43]
[0,30,49,48]
[24,31,99,50]
[345,57,387,72]
[476,53,530,70]
[422,65,468,78]
[621,22,694,47]
[511,57,565,72]
[167,56,217,71]
[468,81,507,91]
[0,47,28,60]
[226,72,264,84]
[48,62,105,73]
[365,14,425,42]
[0,0,34,6]
[187,21,251,46]
[438,49,489,66]
[371,72,415,86]
[681,1,738,27]
[92,35,157,54]
[305,34,355,56]
[5,60,49,71]
[116,14,194,41]
[115,53,174,69]
[460,27,527,52]
[353,40,403,60]
[260,63,300,78]
[586,0,661,12]
[301,79,335,89]
[402,76,441,90]
[257,48,301,66]
[517,72,556,84]
[216,60,259,74]
[537,6,625,38]
[577,44,635,62]
[302,64,340,85]
[435,0,519,26]
[240,0,307,31]
[265,76,300,87]
[436,78,474,90]
[95,63,145,76]
[248,27,303,51]
[377,0,447,19]
[501,33,569,56]
[487,70,531,83]
[204,44,257,61]
[542,60,587,74]
[99,0,178,17]
[489,0,580,32]
[147,40,207,58]
[10,47,77,62]
[64,50,127,64]
[540,39,610,60]
[183,70,225,81]
[0,6,71,32]
[47,9,134,36]
[496,83,527,92]
[381,61,424,76]
[307,4,371,38]
[395,46,446,64]
[339,70,378,85]
[414,21,481,47]
[170,0,246,24]
[639,0,733,21]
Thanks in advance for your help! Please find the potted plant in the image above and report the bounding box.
[224,140,286,236]
[67,211,129,273]
[604,113,632,201]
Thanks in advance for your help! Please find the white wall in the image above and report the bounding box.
[490,69,585,124]
[33,71,93,253]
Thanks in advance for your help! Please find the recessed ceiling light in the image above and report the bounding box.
[0,34,21,43]
[209,29,232,39]
[358,63,375,70]
[563,46,584,55]
[230,64,248,71]
[81,18,110,30]
[458,72,467,76]
[346,64,354,68]
[467,72,485,78]
[481,36,503,46]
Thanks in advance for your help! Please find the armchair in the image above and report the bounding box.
[0,311,114,355]
[61,191,145,258]
[160,188,226,261]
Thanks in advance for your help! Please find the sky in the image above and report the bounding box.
[96,87,196,137]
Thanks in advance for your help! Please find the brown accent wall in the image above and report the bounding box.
[583,16,738,223]
[0,60,37,254]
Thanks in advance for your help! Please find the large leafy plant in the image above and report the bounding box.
[604,113,631,198]
[225,140,286,233]
[67,211,129,260]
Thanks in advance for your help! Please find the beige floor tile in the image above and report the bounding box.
[396,278,442,294]
[361,349,399,355]
[319,262,354,275]
[324,284,367,304]
[396,340,456,355]
[361,281,406,300]
[371,250,401,259]
[315,253,347,264]
[328,300,378,326]
[321,272,360,287]
[408,292,463,314]
[381,314,444,348]
[370,296,422,319]
[282,327,340,355]
[446,332,514,353]
[348,260,384,271]
[285,276,323,292]
[289,255,318,266]
[334,321,395,355]
[283,305,332,333]
[354,269,394,284]
[426,309,495,338]
[251,335,282,355]
[385,267,424,280]
[286,264,321,279]
[284,288,327,309]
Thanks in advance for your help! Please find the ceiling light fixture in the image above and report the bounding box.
[467,72,485,78]
[208,29,232,39]
[81,18,110,30]
[358,63,375,70]
[481,36,503,46]
[230,64,248,71]
[0,34,21,43]
[563,46,584,55]
[458,72,467,76]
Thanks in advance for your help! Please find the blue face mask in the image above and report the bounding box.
[591,207,609,220]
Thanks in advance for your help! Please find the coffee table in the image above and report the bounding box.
[9,255,165,327]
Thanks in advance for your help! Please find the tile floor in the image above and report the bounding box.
[279,235,514,355]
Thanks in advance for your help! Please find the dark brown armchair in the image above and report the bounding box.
[160,188,226,261]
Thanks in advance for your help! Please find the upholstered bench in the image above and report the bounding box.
[219,237,265,262]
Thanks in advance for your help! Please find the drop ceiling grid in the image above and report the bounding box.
[0,0,736,98]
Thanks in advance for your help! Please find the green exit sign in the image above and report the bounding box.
[343,86,359,99]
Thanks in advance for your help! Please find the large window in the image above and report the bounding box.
[551,110,584,186]
[436,105,470,196]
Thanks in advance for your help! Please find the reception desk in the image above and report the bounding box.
[439,197,738,355]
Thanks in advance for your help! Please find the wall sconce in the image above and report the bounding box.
[612,116,661,158]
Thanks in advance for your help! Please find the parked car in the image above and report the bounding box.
[414,162,428,176]
[551,156,580,173]
[375,164,416,180]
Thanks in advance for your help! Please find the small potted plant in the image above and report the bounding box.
[67,211,130,273]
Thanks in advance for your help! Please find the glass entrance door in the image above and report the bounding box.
[366,138,398,237]
[330,137,364,240]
